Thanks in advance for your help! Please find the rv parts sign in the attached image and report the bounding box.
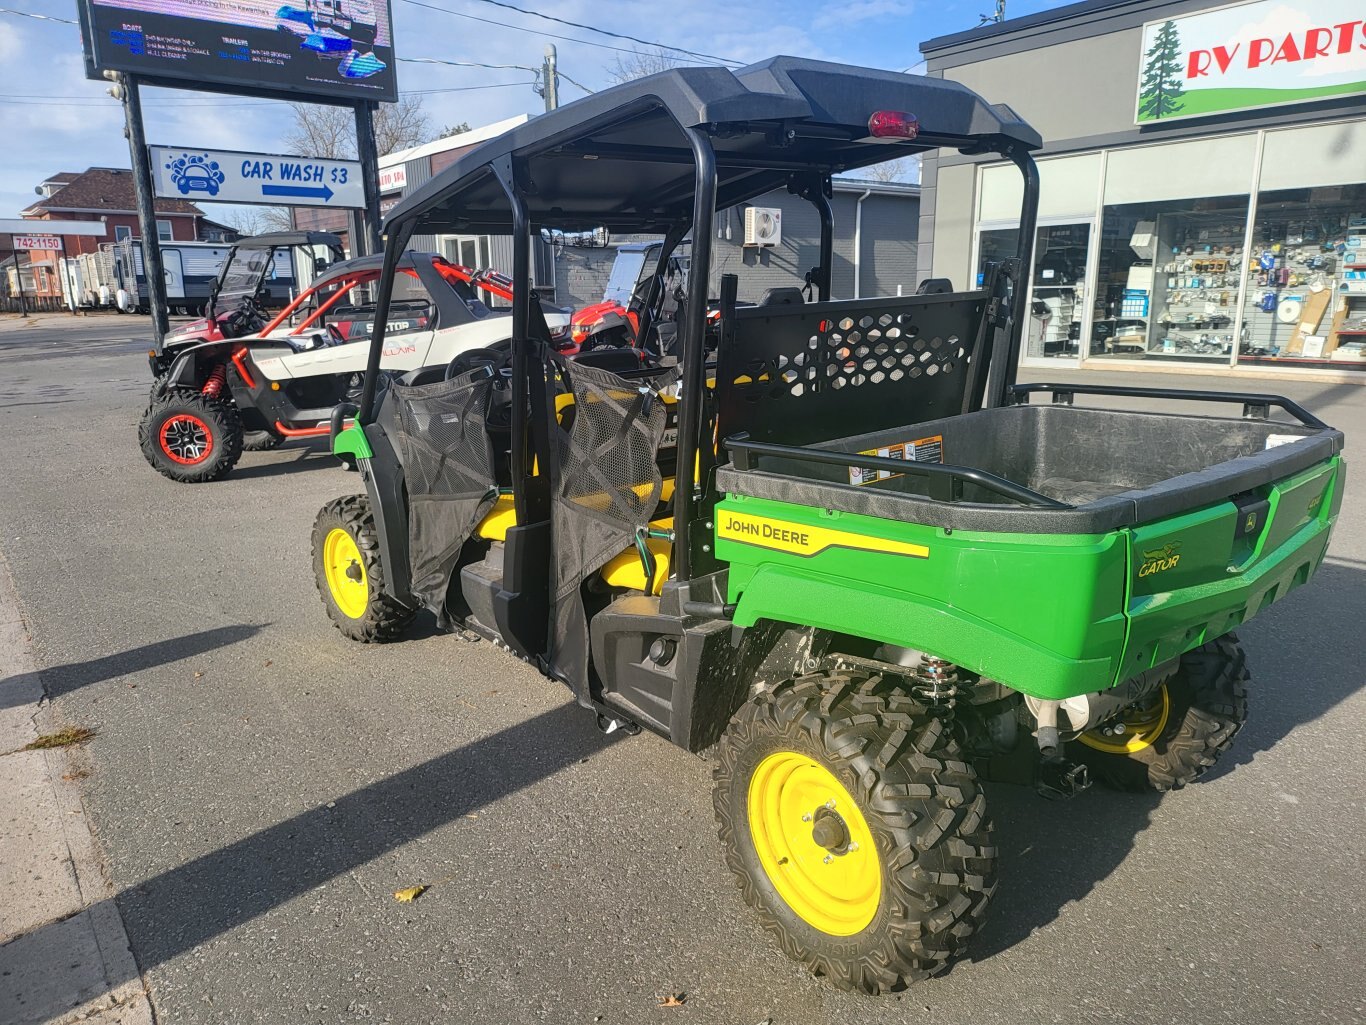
[1136,0,1366,123]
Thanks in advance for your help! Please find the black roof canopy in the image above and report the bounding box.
[386,57,1040,236]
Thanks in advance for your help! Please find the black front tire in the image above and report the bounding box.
[138,392,243,483]
[312,495,416,643]
[1074,635,1249,792]
[714,671,996,993]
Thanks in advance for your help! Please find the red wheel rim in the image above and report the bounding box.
[159,413,214,465]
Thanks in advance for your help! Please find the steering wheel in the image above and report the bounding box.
[445,346,510,381]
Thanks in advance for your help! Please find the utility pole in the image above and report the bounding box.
[111,73,170,344]
[542,45,559,112]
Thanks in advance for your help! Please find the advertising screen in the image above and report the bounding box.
[79,1,397,104]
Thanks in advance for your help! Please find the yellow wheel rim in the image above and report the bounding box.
[747,751,881,936]
[1078,685,1172,754]
[322,527,369,619]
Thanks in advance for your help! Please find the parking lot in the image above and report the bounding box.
[2,312,1364,1024]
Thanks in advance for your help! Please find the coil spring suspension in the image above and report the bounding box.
[911,655,960,717]
[200,363,227,398]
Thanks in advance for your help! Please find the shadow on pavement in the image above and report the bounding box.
[106,702,614,977]
[226,440,346,481]
[0,625,264,710]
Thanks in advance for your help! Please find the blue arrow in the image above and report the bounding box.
[261,183,335,202]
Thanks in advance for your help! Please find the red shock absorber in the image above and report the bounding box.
[201,363,227,398]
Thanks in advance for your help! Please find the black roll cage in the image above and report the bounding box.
[355,76,1041,590]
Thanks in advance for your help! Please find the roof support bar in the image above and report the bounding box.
[790,173,833,301]
[673,127,717,584]
[358,217,416,424]
[492,156,535,525]
[1002,146,1039,397]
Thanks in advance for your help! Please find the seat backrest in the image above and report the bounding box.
[757,286,805,307]
[715,289,991,447]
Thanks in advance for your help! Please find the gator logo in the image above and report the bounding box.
[1138,542,1182,578]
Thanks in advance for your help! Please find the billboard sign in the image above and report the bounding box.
[149,146,366,207]
[378,164,407,192]
[79,1,397,104]
[11,236,65,251]
[1136,0,1366,124]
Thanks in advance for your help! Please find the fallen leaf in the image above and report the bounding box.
[393,885,427,903]
[62,770,90,781]
[263,660,273,668]
[659,994,686,1008]
[25,727,96,750]
[193,671,204,680]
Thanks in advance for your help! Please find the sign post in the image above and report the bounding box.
[118,75,170,344]
[354,103,383,256]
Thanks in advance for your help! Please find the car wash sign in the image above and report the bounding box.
[148,146,365,207]
[1136,0,1366,123]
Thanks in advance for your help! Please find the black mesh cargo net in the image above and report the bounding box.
[390,370,499,608]
[550,358,681,699]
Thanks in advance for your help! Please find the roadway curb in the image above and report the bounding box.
[0,549,155,1025]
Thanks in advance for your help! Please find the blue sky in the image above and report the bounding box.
[0,0,1063,223]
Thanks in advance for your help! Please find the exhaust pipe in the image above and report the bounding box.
[1025,659,1179,738]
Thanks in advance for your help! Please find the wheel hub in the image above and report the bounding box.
[810,806,850,853]
[159,413,213,465]
[747,751,881,936]
[322,528,369,619]
[1078,685,1171,754]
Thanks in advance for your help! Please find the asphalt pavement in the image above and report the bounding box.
[1,311,1363,1025]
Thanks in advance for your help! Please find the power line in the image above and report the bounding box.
[396,0,726,63]
[423,0,742,66]
[0,7,77,23]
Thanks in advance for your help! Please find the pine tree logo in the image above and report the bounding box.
[1139,20,1186,121]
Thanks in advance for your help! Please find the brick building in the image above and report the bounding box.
[18,168,208,297]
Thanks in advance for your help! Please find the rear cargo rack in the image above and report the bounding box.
[724,432,1069,508]
[1011,383,1328,429]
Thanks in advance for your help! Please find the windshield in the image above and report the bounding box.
[602,250,650,305]
[217,248,274,299]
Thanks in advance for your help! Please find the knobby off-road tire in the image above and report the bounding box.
[714,671,996,993]
[242,428,284,452]
[312,495,416,643]
[1075,635,1249,793]
[139,391,244,483]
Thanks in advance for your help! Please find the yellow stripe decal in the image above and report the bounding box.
[716,510,929,560]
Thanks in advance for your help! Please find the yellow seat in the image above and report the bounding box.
[599,518,674,595]
[474,493,517,541]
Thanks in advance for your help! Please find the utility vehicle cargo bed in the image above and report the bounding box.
[719,403,1344,534]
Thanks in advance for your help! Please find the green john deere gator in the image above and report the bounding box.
[309,58,1344,992]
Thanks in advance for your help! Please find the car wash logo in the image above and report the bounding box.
[1138,542,1182,578]
[164,153,226,197]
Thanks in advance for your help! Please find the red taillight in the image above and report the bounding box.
[868,110,920,140]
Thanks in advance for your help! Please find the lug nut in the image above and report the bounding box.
[822,854,833,865]
[801,813,812,822]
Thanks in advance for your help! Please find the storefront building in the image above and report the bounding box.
[918,0,1366,379]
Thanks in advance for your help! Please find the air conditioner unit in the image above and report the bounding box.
[744,206,782,247]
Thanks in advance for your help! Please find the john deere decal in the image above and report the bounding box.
[717,511,928,560]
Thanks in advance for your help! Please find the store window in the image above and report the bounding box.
[1029,223,1089,360]
[974,228,1018,287]
[1234,185,1366,370]
[1089,195,1248,364]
